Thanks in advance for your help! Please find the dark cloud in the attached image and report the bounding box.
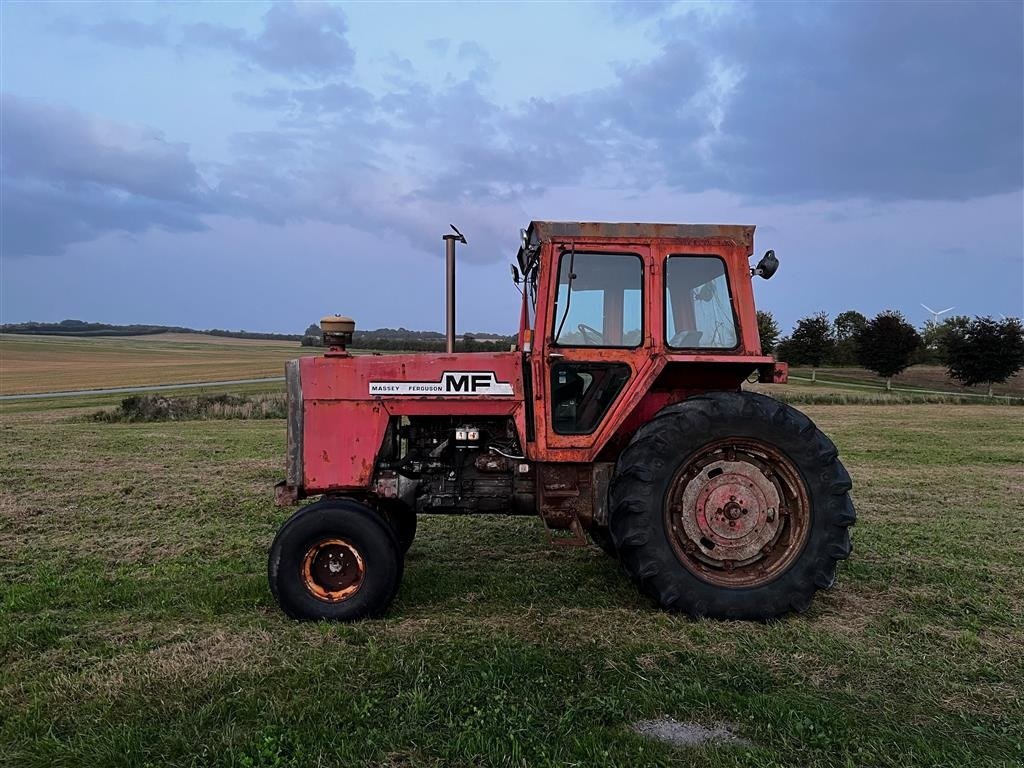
[1,94,210,257]
[183,1,353,79]
[665,2,1024,201]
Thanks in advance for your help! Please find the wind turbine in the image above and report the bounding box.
[921,303,954,323]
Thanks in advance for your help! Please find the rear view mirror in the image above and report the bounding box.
[753,250,779,280]
[511,264,521,284]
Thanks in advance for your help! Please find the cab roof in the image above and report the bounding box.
[516,221,756,273]
[527,221,754,248]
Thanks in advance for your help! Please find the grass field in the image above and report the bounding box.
[1,395,1022,767]
[0,334,316,395]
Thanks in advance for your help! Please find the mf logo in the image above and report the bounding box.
[369,371,514,396]
[444,372,496,393]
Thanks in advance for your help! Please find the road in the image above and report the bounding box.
[0,377,285,401]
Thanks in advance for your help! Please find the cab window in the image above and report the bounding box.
[550,362,631,434]
[665,256,738,349]
[551,251,642,347]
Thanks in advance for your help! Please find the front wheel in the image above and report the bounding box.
[609,392,855,620]
[268,498,403,621]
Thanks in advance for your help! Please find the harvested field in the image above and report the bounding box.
[0,333,314,395]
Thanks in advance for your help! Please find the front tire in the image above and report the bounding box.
[609,392,854,620]
[269,498,403,621]
[381,504,417,553]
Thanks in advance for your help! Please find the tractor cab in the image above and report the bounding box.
[513,222,785,459]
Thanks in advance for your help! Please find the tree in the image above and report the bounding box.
[756,310,781,354]
[920,315,969,364]
[854,311,921,390]
[833,310,867,366]
[784,313,835,381]
[302,322,323,347]
[943,317,1024,396]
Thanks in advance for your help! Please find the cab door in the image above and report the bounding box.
[537,244,654,458]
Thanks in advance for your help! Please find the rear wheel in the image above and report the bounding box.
[269,498,403,621]
[589,525,618,557]
[610,391,854,620]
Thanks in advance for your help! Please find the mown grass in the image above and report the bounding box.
[1,403,1022,767]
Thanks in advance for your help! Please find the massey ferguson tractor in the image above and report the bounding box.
[269,222,854,621]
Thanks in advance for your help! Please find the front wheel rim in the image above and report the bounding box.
[664,438,811,588]
[301,538,366,602]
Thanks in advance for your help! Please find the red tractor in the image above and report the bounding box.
[269,222,854,621]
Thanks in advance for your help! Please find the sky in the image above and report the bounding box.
[1,0,1022,335]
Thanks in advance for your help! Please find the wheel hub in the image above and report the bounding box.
[665,440,810,587]
[301,538,365,602]
[686,459,779,557]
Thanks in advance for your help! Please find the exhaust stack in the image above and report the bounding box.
[442,225,467,354]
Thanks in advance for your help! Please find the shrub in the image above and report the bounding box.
[92,393,287,422]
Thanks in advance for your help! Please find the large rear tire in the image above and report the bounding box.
[269,498,403,621]
[589,526,618,557]
[609,391,854,620]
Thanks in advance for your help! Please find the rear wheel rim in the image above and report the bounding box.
[301,538,365,602]
[664,438,810,588]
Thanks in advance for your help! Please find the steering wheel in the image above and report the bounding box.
[577,323,604,345]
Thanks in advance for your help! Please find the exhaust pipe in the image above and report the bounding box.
[442,225,467,354]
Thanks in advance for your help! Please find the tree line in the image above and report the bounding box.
[301,325,516,352]
[757,310,1024,395]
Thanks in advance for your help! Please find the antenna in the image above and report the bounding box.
[921,303,954,322]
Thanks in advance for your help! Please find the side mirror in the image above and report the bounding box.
[511,264,521,284]
[753,250,779,280]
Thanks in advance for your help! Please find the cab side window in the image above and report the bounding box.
[665,256,738,349]
[551,252,643,347]
[550,362,631,434]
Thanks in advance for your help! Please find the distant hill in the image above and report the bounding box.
[1,320,515,351]
[0,320,303,342]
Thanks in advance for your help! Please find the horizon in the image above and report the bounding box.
[2,1,1022,334]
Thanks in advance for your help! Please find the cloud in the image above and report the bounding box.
[183,1,354,79]
[425,38,450,56]
[605,0,678,23]
[0,94,211,257]
[456,41,497,82]
[55,17,169,48]
[659,2,1024,201]
[16,2,1021,262]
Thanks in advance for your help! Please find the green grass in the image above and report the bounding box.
[1,403,1022,767]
